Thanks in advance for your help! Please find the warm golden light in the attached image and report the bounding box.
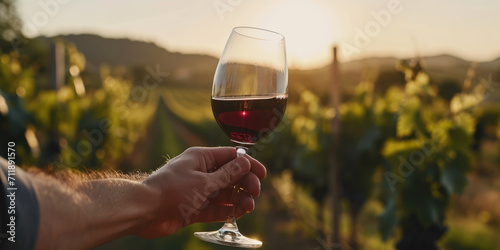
[258,0,337,69]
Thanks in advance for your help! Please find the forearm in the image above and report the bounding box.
[30,174,159,249]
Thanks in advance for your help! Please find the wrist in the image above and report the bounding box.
[137,171,185,237]
[131,181,162,233]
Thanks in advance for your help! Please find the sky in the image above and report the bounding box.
[15,0,500,69]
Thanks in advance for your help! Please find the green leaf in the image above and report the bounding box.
[441,167,467,195]
[379,197,397,241]
[441,151,472,194]
[396,98,420,138]
[400,169,446,227]
[448,126,473,150]
[418,198,441,226]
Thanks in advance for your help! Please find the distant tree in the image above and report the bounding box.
[0,0,24,53]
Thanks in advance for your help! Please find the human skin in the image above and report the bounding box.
[26,147,266,250]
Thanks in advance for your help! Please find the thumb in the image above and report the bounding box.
[209,157,251,189]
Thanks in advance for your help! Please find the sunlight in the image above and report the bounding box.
[258,0,337,69]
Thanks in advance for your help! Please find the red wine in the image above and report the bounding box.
[212,96,287,146]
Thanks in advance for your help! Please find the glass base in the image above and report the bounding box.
[194,227,262,248]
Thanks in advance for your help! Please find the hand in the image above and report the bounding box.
[137,147,266,238]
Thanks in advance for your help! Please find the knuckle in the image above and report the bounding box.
[185,147,202,154]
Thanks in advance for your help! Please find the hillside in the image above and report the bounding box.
[37,34,500,96]
[37,34,219,86]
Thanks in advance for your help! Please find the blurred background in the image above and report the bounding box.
[1,0,500,249]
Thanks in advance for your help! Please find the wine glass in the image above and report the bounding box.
[194,26,288,248]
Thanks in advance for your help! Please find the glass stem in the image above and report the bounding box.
[221,146,247,232]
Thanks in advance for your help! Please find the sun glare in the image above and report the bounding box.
[258,0,337,69]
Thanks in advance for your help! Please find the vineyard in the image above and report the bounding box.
[1,2,500,248]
